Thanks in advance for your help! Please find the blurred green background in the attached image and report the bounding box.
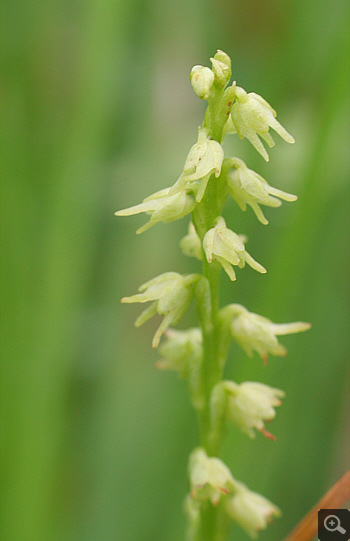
[1,1,349,540]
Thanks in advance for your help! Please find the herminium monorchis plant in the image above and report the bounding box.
[116,50,310,541]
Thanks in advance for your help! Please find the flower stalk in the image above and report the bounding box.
[116,50,310,540]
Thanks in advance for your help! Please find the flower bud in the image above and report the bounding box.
[210,50,232,88]
[231,86,295,161]
[190,65,214,100]
[180,222,203,261]
[121,272,198,348]
[157,328,203,408]
[225,157,297,224]
[203,216,266,281]
[226,304,311,362]
[225,482,281,539]
[189,448,235,506]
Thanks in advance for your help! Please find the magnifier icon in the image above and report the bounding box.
[324,514,346,534]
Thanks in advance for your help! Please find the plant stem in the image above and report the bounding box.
[192,172,226,540]
[191,97,232,541]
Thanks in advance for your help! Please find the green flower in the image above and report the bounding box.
[189,448,235,506]
[115,186,196,233]
[171,127,224,202]
[225,304,311,362]
[211,380,284,440]
[230,87,295,161]
[203,217,266,281]
[121,272,197,348]
[224,158,297,225]
[225,482,281,539]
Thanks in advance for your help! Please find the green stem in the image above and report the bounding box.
[192,173,226,541]
[190,86,234,541]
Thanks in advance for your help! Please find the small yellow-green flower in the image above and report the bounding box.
[225,482,281,539]
[203,217,266,281]
[211,380,284,440]
[115,186,196,234]
[121,272,197,348]
[226,304,311,362]
[171,127,224,202]
[225,157,297,225]
[230,87,294,161]
[189,448,235,506]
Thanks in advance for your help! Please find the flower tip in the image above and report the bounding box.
[260,427,276,440]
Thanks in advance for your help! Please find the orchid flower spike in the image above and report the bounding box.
[211,380,285,440]
[224,158,297,225]
[225,304,311,362]
[189,448,235,506]
[115,186,196,234]
[171,127,224,202]
[225,481,281,539]
[203,217,266,281]
[121,272,198,348]
[230,87,295,161]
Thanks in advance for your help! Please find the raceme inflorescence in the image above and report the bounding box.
[116,50,310,541]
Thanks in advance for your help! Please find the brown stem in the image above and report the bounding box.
[284,471,350,541]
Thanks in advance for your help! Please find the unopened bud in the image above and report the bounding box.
[190,65,214,100]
